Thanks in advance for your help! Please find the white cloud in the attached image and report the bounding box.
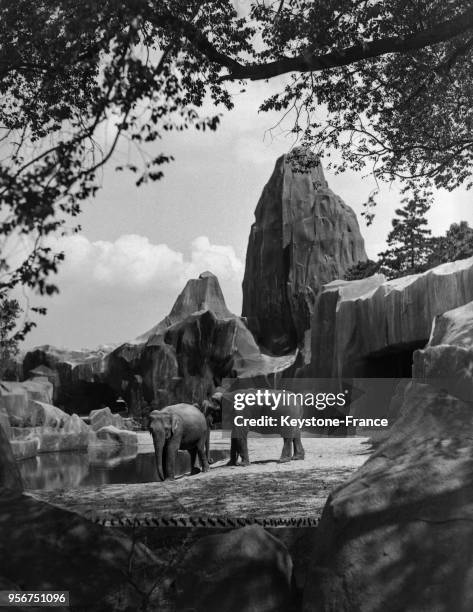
[187,236,244,280]
[22,234,244,350]
[49,233,243,292]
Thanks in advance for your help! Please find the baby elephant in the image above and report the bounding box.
[148,403,209,481]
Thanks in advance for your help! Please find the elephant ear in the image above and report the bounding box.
[147,410,159,429]
[171,414,181,435]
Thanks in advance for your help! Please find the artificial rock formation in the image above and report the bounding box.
[242,149,367,354]
[22,346,116,414]
[22,272,294,416]
[301,298,473,612]
[0,381,92,460]
[0,495,164,611]
[176,525,294,612]
[88,407,134,432]
[137,270,235,340]
[107,271,295,411]
[0,420,23,500]
[309,256,473,379]
[412,299,473,403]
[302,384,473,611]
[95,425,137,448]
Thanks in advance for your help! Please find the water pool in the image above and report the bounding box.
[19,447,230,490]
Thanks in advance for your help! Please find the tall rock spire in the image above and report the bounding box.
[242,149,367,355]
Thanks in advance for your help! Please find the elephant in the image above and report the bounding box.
[200,396,222,464]
[221,389,305,466]
[148,403,209,481]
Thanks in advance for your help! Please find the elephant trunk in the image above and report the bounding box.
[151,429,165,481]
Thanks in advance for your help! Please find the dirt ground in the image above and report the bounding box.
[28,432,373,525]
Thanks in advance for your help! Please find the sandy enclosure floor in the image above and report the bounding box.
[28,433,372,525]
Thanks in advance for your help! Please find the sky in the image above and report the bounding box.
[21,78,473,351]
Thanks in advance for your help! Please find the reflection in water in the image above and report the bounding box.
[19,448,230,491]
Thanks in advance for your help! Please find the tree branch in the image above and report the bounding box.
[162,5,473,82]
[149,10,242,74]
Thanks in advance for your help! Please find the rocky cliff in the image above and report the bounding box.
[107,271,296,413]
[136,270,234,342]
[301,298,473,612]
[309,256,473,379]
[242,149,367,354]
[22,272,296,416]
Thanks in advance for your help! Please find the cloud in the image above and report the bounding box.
[186,236,244,280]
[22,234,244,349]
[50,233,243,292]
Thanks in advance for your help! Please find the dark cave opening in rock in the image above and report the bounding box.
[59,381,120,416]
[352,340,428,378]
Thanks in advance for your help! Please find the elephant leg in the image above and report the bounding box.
[292,437,305,460]
[188,448,199,475]
[165,442,178,480]
[227,437,239,466]
[240,436,250,466]
[196,439,209,473]
[205,419,213,465]
[162,444,168,478]
[279,438,292,463]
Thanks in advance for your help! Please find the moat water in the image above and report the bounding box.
[19,448,230,490]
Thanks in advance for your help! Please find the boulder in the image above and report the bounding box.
[2,393,92,457]
[302,383,473,612]
[0,380,54,426]
[90,407,117,431]
[0,494,165,610]
[0,385,28,427]
[95,425,137,448]
[309,257,473,379]
[413,300,473,403]
[0,382,57,426]
[242,149,367,354]
[428,299,473,348]
[176,525,294,612]
[89,406,131,431]
[63,412,90,435]
[26,401,67,428]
